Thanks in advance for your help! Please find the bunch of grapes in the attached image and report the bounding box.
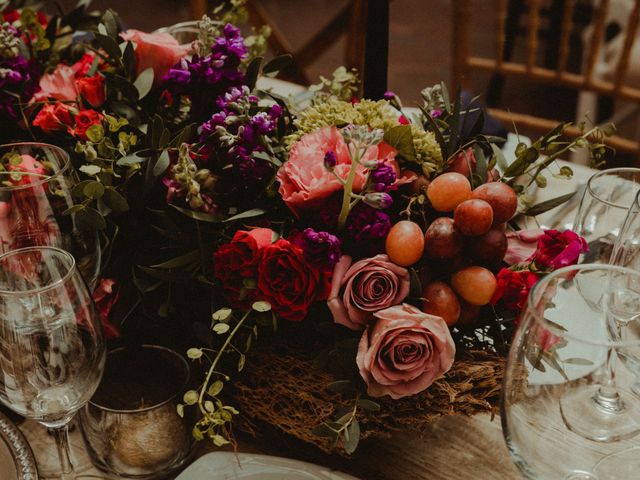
[384,172,518,328]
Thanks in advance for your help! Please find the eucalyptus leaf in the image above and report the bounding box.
[213,323,230,335]
[62,204,85,216]
[150,249,200,269]
[523,192,576,217]
[356,399,381,411]
[327,380,355,395]
[152,150,171,177]
[76,206,106,231]
[103,9,119,39]
[79,165,101,176]
[563,357,594,366]
[116,152,148,166]
[223,208,266,223]
[208,380,224,396]
[344,420,360,454]
[133,67,154,100]
[83,181,105,199]
[170,204,220,223]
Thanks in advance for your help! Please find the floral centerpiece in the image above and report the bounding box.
[0,0,610,455]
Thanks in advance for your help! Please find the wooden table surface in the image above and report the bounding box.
[16,80,600,479]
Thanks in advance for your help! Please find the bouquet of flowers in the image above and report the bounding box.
[0,0,611,455]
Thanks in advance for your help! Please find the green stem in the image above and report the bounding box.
[337,147,362,229]
[197,311,251,413]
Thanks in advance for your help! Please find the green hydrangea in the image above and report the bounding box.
[285,99,398,147]
[411,124,443,175]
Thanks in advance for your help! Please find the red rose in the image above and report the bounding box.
[32,102,74,134]
[77,75,106,107]
[532,229,588,270]
[257,239,330,321]
[490,268,539,312]
[72,53,100,77]
[3,10,19,23]
[213,228,274,305]
[70,109,103,140]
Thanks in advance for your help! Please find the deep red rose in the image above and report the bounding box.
[490,268,540,312]
[3,10,19,23]
[72,53,100,77]
[70,109,103,140]
[532,229,588,270]
[32,102,73,134]
[77,75,106,107]
[257,238,330,321]
[213,228,275,305]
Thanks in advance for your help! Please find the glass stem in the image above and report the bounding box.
[50,424,74,479]
[594,347,624,413]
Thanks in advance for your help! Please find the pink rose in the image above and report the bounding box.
[532,229,588,270]
[356,303,455,399]
[276,126,398,216]
[504,229,544,265]
[120,29,190,83]
[33,64,78,103]
[328,254,410,330]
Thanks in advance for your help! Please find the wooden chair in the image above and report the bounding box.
[190,0,368,86]
[452,0,640,162]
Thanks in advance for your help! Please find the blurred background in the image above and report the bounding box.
[45,0,640,164]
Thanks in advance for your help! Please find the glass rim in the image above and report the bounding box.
[0,246,76,296]
[88,344,190,414]
[586,167,640,210]
[526,263,640,347]
[0,142,72,192]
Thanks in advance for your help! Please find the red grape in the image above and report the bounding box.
[385,221,424,266]
[422,281,461,326]
[427,172,472,212]
[451,266,497,306]
[424,217,463,259]
[471,182,518,223]
[454,199,493,236]
[465,227,508,265]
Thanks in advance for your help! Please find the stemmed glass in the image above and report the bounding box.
[502,264,640,480]
[0,247,106,479]
[573,168,640,263]
[0,143,101,289]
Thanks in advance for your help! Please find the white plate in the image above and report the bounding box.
[176,452,359,480]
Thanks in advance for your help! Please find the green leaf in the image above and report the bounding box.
[563,357,594,366]
[83,181,105,199]
[79,164,101,177]
[262,54,293,77]
[62,204,85,216]
[327,380,355,395]
[76,206,106,230]
[522,192,576,217]
[522,146,539,163]
[245,56,263,91]
[170,204,220,222]
[152,150,171,177]
[94,33,122,61]
[238,354,246,372]
[344,420,360,454]
[491,143,508,172]
[208,380,224,396]
[213,323,230,335]
[109,74,139,101]
[383,125,416,161]
[103,9,119,39]
[150,249,200,269]
[122,41,135,76]
[473,144,487,186]
[252,301,271,312]
[223,208,266,223]
[187,348,203,360]
[183,390,198,405]
[356,399,381,411]
[133,67,154,100]
[212,308,232,322]
[312,423,338,438]
[116,152,148,166]
[502,156,528,178]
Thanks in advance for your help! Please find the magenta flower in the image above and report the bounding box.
[532,229,588,270]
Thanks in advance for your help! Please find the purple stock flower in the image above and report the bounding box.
[370,162,396,191]
[324,150,337,170]
[290,228,341,272]
[383,91,396,100]
[0,55,41,120]
[363,192,393,209]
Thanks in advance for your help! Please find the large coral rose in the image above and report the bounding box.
[276,126,397,216]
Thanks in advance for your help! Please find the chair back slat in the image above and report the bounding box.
[584,0,610,86]
[526,0,542,71]
[496,0,509,69]
[614,0,640,91]
[557,0,577,75]
[452,0,472,90]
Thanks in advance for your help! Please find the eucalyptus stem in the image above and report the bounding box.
[337,146,362,230]
[197,310,250,413]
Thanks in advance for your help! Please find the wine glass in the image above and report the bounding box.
[573,168,640,263]
[0,143,101,289]
[0,246,106,479]
[502,264,640,480]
